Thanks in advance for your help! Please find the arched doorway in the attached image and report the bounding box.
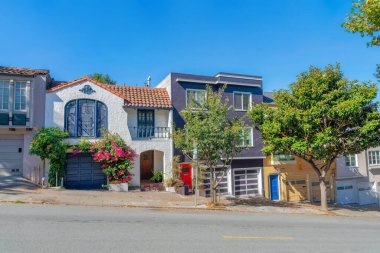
[140,150,165,189]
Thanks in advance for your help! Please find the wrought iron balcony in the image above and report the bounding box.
[130,126,171,140]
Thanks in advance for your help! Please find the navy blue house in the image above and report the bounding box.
[157,72,265,196]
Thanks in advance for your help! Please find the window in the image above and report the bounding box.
[65,99,107,138]
[0,80,9,110]
[368,151,380,165]
[234,92,251,111]
[240,127,253,147]
[186,89,206,108]
[137,109,155,138]
[345,154,357,167]
[14,81,27,111]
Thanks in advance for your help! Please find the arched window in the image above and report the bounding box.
[64,99,107,138]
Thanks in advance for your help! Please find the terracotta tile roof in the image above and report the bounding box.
[47,76,172,109]
[0,66,49,76]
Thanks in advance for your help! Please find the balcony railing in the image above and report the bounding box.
[130,126,171,140]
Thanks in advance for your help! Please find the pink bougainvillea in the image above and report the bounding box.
[72,132,137,184]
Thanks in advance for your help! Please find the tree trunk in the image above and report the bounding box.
[210,168,216,203]
[319,176,328,211]
[212,186,217,203]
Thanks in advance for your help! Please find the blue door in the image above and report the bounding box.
[270,174,279,200]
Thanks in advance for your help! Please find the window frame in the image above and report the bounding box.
[185,88,207,109]
[64,99,108,138]
[233,91,252,111]
[0,80,10,112]
[368,151,380,166]
[13,81,27,112]
[238,127,254,147]
[345,154,358,167]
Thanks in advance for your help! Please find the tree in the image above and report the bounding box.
[342,0,380,47]
[173,85,245,203]
[30,127,69,186]
[248,64,380,210]
[90,73,116,85]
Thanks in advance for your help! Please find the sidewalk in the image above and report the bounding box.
[0,186,379,218]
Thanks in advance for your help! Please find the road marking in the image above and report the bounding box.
[223,236,294,240]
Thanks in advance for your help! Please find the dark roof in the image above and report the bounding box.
[47,76,172,109]
[263,92,275,105]
[0,66,49,77]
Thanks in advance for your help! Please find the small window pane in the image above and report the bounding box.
[187,90,206,108]
[242,94,250,110]
[234,93,242,110]
[0,80,10,110]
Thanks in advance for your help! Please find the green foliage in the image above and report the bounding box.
[92,131,137,184]
[173,85,246,202]
[342,0,380,47]
[248,64,380,208]
[29,127,69,186]
[150,170,163,182]
[77,137,93,153]
[164,156,184,187]
[90,73,116,85]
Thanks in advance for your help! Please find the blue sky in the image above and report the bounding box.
[0,0,379,92]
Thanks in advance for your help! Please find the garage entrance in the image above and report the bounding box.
[336,180,357,205]
[0,136,23,176]
[233,168,260,196]
[65,153,106,189]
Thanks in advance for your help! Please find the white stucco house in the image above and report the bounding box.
[45,76,173,188]
[0,66,48,184]
[335,151,379,206]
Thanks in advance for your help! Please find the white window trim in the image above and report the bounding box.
[13,81,27,112]
[185,88,207,109]
[0,79,10,112]
[345,154,358,167]
[238,127,254,147]
[233,91,252,111]
[368,150,380,166]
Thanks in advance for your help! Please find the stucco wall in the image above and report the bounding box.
[263,156,335,202]
[335,152,368,179]
[45,80,172,186]
[23,131,44,184]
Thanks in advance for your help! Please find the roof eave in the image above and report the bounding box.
[123,105,173,110]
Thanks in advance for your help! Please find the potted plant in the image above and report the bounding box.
[150,170,163,183]
[164,177,183,192]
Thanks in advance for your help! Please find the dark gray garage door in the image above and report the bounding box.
[65,154,106,189]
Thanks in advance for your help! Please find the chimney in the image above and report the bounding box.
[145,75,151,87]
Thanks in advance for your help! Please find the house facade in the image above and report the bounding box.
[0,66,48,183]
[45,76,173,188]
[263,155,336,202]
[157,72,265,197]
[335,150,379,205]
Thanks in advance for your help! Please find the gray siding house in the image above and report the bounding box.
[0,66,48,183]
[157,72,265,197]
[336,150,380,205]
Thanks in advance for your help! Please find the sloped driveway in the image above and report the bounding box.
[0,176,40,195]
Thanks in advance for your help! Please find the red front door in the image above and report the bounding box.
[180,163,192,189]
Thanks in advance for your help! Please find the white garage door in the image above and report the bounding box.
[358,182,377,205]
[336,181,357,205]
[0,136,24,176]
[234,168,260,196]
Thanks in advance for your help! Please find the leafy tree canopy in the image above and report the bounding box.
[342,0,380,47]
[90,73,116,85]
[248,64,380,209]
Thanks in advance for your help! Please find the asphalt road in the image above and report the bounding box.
[0,204,379,253]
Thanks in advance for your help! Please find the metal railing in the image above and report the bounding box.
[130,126,171,140]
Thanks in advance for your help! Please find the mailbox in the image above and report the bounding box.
[180,163,192,190]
